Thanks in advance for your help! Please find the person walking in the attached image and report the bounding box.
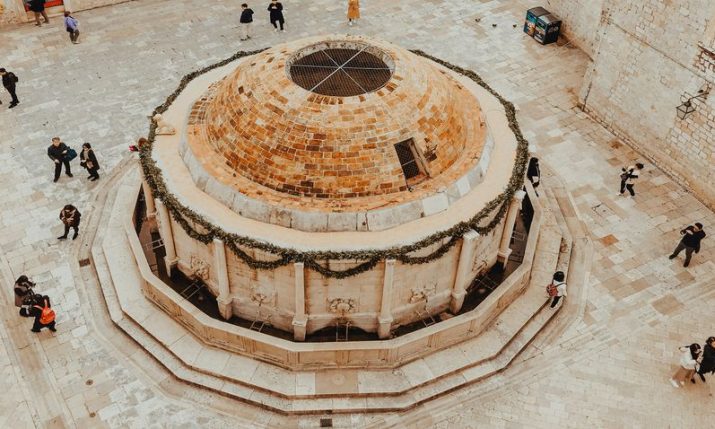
[64,11,80,44]
[0,68,20,108]
[618,162,644,197]
[58,204,81,240]
[696,337,715,383]
[79,143,100,181]
[546,270,567,308]
[239,3,254,40]
[13,275,36,308]
[20,295,56,333]
[347,0,360,26]
[670,343,701,387]
[28,0,50,26]
[267,0,285,32]
[668,223,706,267]
[526,157,541,190]
[47,137,73,182]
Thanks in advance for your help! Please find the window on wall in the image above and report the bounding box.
[394,139,427,184]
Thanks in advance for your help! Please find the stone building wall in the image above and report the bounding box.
[544,0,604,57]
[561,0,715,207]
[0,0,26,25]
[65,0,130,13]
[0,0,129,25]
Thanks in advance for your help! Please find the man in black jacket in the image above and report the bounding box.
[47,137,73,182]
[669,222,706,267]
[0,68,20,108]
[239,4,254,40]
[697,337,715,382]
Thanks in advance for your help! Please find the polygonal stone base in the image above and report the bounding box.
[81,164,590,414]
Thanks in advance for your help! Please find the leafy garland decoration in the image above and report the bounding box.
[139,48,529,279]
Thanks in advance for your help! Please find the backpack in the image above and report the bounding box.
[620,168,632,181]
[546,282,560,297]
[10,72,18,83]
[34,301,56,325]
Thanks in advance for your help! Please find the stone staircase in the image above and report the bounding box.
[80,165,585,415]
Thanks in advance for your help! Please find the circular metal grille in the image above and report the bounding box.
[289,46,393,97]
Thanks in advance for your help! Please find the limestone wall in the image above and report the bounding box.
[0,0,24,25]
[569,0,715,207]
[65,0,130,13]
[544,0,604,57]
[0,0,129,25]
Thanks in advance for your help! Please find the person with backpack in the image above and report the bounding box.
[696,337,715,383]
[670,343,701,387]
[669,222,706,267]
[0,68,20,108]
[546,270,567,308]
[64,11,80,44]
[13,275,36,308]
[58,204,81,240]
[618,162,644,197]
[526,157,541,193]
[28,0,50,26]
[267,0,285,32]
[79,142,100,181]
[20,295,56,333]
[239,3,254,41]
[47,137,74,182]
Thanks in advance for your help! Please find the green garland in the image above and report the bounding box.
[139,48,529,279]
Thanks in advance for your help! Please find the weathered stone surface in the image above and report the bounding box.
[550,0,715,208]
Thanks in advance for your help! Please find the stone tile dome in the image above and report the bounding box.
[191,36,484,201]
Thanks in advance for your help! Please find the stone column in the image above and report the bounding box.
[291,262,308,341]
[155,199,178,275]
[213,238,232,320]
[141,176,156,219]
[377,259,396,339]
[498,190,526,268]
[450,230,479,314]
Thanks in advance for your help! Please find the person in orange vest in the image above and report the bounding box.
[347,0,360,26]
[20,295,57,333]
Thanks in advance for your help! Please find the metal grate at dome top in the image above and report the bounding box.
[289,46,394,97]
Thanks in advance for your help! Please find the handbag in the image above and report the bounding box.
[66,148,78,161]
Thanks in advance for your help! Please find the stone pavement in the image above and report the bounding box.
[0,0,713,428]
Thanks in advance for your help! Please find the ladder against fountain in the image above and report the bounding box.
[249,302,273,333]
[335,318,352,342]
[180,277,205,301]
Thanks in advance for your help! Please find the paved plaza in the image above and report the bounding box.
[0,0,714,427]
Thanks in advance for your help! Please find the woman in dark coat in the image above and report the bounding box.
[526,157,540,189]
[697,337,715,382]
[80,142,100,181]
[58,204,81,240]
[267,0,285,31]
[28,0,50,26]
